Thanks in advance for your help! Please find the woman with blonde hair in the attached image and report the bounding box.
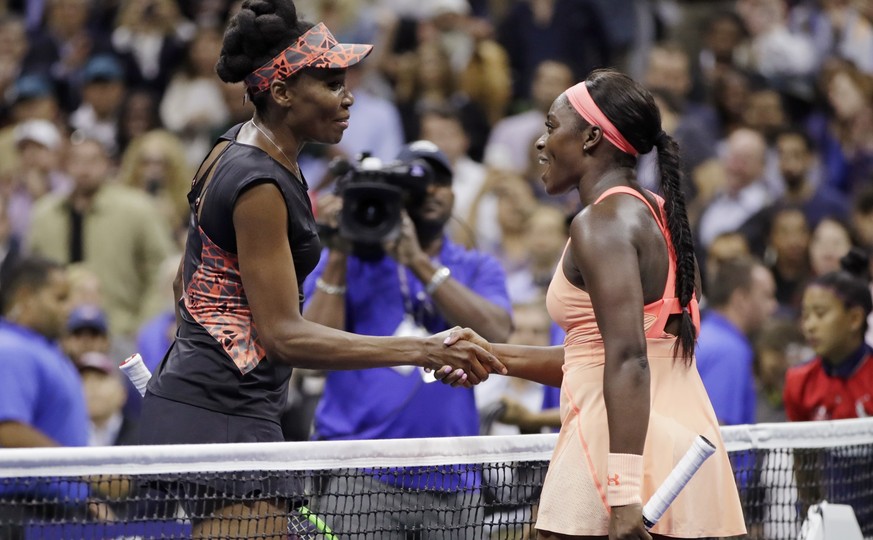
[117,129,191,237]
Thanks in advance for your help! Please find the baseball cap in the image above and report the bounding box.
[77,351,116,375]
[67,304,108,334]
[13,120,62,150]
[82,55,125,84]
[11,74,55,104]
[396,140,453,183]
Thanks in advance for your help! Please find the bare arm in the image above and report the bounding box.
[407,253,512,343]
[235,184,504,383]
[0,421,60,447]
[301,250,347,329]
[570,206,650,457]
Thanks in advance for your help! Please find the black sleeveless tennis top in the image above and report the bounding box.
[148,123,321,421]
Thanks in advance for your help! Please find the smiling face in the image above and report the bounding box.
[535,96,586,196]
[288,68,354,145]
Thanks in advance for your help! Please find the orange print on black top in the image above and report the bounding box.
[185,226,264,374]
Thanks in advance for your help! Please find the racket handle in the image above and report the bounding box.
[642,435,716,530]
[119,353,152,397]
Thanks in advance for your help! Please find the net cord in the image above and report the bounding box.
[0,418,870,478]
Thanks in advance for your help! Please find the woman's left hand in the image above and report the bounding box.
[609,504,652,540]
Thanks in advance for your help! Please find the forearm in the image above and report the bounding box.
[302,251,347,329]
[603,355,650,455]
[0,421,61,447]
[265,318,428,370]
[409,255,512,342]
[492,343,564,387]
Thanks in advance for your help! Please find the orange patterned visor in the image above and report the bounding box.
[244,23,373,94]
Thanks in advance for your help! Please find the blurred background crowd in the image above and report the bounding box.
[0,0,872,447]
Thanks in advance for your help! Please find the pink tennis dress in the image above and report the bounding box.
[535,187,746,537]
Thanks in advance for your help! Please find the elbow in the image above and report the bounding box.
[258,320,304,367]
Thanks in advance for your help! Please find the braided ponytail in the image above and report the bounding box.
[655,131,697,364]
[584,69,700,364]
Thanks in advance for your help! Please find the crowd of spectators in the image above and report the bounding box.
[0,0,871,451]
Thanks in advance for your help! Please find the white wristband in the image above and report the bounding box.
[425,266,451,295]
[316,278,347,296]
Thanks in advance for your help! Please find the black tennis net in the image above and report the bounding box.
[0,418,871,539]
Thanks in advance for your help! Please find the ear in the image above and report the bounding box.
[583,125,603,154]
[847,305,866,335]
[268,79,294,109]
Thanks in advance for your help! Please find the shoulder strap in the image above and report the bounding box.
[594,186,664,227]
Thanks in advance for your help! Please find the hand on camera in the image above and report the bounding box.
[383,211,423,267]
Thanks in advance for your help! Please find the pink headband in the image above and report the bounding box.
[565,82,638,156]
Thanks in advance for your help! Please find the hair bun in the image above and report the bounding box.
[216,0,301,84]
[840,247,871,280]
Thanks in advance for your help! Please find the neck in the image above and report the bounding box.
[578,165,637,206]
[783,180,811,202]
[251,114,303,175]
[418,228,444,256]
[70,188,97,212]
[824,338,866,368]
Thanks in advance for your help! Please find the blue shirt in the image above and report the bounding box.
[0,320,90,501]
[303,238,511,489]
[695,311,756,426]
[0,321,89,446]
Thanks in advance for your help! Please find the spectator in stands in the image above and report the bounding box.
[478,299,561,436]
[695,10,747,96]
[69,54,127,154]
[117,129,192,238]
[110,0,192,96]
[418,103,489,244]
[77,351,135,446]
[788,0,873,75]
[0,256,115,534]
[696,257,778,425]
[697,127,773,249]
[24,0,114,112]
[753,318,808,423]
[114,88,162,156]
[762,206,812,316]
[704,231,752,288]
[739,127,849,256]
[484,59,574,176]
[394,41,490,162]
[159,25,230,167]
[27,135,174,351]
[496,0,609,103]
[304,141,512,538]
[734,0,817,81]
[809,217,855,278]
[0,257,85,448]
[0,15,30,124]
[4,119,70,242]
[2,74,60,127]
[60,303,111,366]
[852,185,873,252]
[808,60,873,194]
[0,195,21,286]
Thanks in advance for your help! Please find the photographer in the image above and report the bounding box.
[303,141,513,539]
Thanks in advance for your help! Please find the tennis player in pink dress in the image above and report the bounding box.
[443,69,746,539]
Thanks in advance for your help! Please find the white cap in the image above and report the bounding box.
[13,120,62,150]
[430,0,471,16]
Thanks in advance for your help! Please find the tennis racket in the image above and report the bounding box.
[642,435,716,529]
[119,354,338,539]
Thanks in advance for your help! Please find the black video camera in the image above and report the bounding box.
[331,154,435,246]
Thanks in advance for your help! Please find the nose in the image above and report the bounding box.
[342,88,354,108]
[535,134,546,151]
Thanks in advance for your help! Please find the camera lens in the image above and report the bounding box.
[351,197,388,227]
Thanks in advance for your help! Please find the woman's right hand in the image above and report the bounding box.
[423,328,505,385]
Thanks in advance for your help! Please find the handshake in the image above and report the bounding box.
[421,327,505,387]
